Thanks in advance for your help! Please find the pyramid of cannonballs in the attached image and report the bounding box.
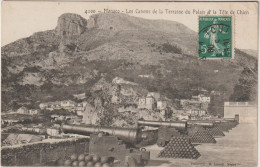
[188,126,204,136]
[158,136,201,159]
[189,126,216,144]
[216,121,238,132]
[205,126,225,137]
[216,123,229,132]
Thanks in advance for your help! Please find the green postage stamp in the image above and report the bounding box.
[199,16,233,59]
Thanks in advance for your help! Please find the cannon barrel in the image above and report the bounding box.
[187,121,214,128]
[204,118,236,123]
[224,118,236,121]
[137,120,187,130]
[61,124,141,144]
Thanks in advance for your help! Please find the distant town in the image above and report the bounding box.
[2,76,223,147]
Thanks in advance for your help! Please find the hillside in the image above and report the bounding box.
[1,13,257,112]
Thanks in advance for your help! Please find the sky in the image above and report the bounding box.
[1,1,258,50]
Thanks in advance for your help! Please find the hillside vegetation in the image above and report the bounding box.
[1,13,257,112]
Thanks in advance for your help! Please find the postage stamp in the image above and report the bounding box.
[199,16,233,59]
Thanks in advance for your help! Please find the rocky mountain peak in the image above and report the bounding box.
[56,13,87,36]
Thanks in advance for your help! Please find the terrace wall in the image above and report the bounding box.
[1,137,89,166]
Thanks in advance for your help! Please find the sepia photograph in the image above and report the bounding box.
[1,1,258,167]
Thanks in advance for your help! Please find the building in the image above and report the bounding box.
[181,99,201,109]
[224,102,257,123]
[138,97,146,109]
[47,128,60,136]
[54,104,62,110]
[28,109,40,115]
[137,96,155,110]
[40,102,61,110]
[157,100,167,110]
[145,96,155,110]
[39,100,91,112]
[39,103,49,109]
[138,74,154,79]
[177,115,189,121]
[198,110,207,116]
[210,91,221,95]
[112,77,137,85]
[188,109,206,116]
[191,94,210,103]
[3,119,19,125]
[60,100,76,109]
[198,87,208,93]
[17,107,29,114]
[73,93,86,100]
[51,114,59,119]
[138,93,163,110]
[51,115,66,121]
[75,103,84,113]
[198,94,210,103]
[188,109,199,116]
[52,102,62,110]
[75,101,90,114]
[191,96,199,101]
[147,92,160,101]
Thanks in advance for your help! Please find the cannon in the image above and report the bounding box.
[61,124,142,144]
[137,120,187,131]
[205,115,240,123]
[61,124,150,167]
[61,124,156,147]
[20,127,47,135]
[223,118,237,122]
[89,133,150,167]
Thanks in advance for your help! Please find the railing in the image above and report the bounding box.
[224,102,256,106]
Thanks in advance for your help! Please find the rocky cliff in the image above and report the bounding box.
[56,13,87,36]
[1,13,257,112]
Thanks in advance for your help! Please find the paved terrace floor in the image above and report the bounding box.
[145,123,257,167]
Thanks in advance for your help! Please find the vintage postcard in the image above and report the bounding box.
[1,1,258,167]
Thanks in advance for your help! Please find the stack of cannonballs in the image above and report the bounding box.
[188,126,216,144]
[56,153,114,167]
[158,136,200,159]
[205,126,225,137]
[216,122,230,132]
[217,121,238,132]
[188,125,204,136]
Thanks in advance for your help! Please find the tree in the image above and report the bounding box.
[229,62,257,102]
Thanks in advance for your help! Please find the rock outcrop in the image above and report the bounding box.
[86,15,96,29]
[56,13,87,36]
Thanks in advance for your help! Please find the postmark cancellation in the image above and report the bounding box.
[199,16,233,59]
